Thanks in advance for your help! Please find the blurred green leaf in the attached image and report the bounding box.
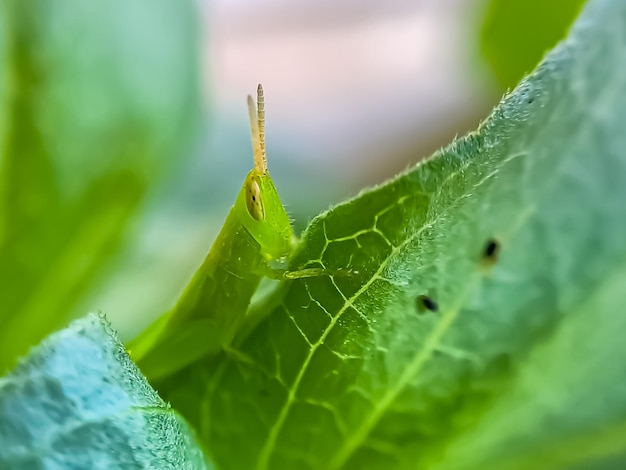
[481,0,586,89]
[152,0,626,468]
[0,0,201,370]
[0,313,211,469]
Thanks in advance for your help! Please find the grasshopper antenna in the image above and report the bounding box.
[247,84,268,173]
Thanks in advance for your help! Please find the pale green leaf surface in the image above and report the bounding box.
[0,313,211,469]
[161,0,626,468]
[0,0,200,370]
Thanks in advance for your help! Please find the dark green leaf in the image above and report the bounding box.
[0,0,201,370]
[480,0,586,89]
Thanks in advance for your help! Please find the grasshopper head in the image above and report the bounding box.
[234,84,294,260]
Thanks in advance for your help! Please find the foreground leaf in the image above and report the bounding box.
[0,0,200,370]
[155,0,626,468]
[0,314,210,469]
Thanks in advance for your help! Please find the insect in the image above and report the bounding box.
[130,85,318,380]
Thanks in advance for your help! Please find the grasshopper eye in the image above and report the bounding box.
[246,177,265,221]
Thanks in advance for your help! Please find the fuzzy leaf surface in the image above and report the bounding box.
[0,314,211,469]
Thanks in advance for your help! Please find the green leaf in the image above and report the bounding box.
[0,0,200,370]
[155,0,626,468]
[480,0,586,89]
[0,313,212,469]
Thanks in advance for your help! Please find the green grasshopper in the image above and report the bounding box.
[130,85,323,380]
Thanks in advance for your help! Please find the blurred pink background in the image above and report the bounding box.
[202,0,497,185]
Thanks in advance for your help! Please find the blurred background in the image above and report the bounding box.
[0,0,584,370]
